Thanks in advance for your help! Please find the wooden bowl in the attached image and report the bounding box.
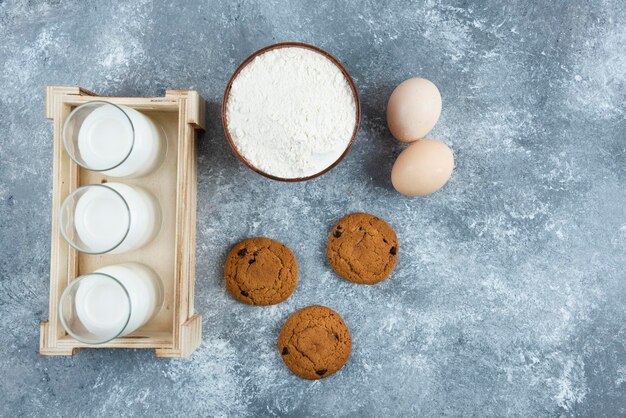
[221,42,361,182]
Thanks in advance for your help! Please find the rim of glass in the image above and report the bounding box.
[59,272,133,345]
[59,184,132,255]
[62,100,136,172]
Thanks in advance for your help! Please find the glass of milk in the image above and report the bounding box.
[63,101,166,177]
[59,263,164,344]
[59,183,162,254]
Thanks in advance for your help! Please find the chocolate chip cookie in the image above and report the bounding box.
[278,305,352,380]
[327,213,398,284]
[224,237,298,305]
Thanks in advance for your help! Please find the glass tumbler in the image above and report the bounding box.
[59,262,164,344]
[59,183,161,254]
[63,101,166,177]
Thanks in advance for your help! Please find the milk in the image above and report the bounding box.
[75,104,165,177]
[72,263,164,340]
[70,183,161,254]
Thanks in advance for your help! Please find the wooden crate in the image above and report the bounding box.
[40,86,205,357]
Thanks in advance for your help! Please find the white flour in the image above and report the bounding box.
[226,47,357,179]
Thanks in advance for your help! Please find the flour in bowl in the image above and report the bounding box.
[225,46,358,179]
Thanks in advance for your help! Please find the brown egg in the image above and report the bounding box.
[391,139,454,196]
[387,78,442,143]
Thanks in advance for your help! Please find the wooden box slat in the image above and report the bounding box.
[40,87,204,357]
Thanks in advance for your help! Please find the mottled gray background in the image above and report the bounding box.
[0,0,624,416]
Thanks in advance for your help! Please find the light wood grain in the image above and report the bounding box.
[40,87,204,357]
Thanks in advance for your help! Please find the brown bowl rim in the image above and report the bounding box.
[221,41,361,182]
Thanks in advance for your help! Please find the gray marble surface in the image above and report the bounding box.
[1,0,625,416]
